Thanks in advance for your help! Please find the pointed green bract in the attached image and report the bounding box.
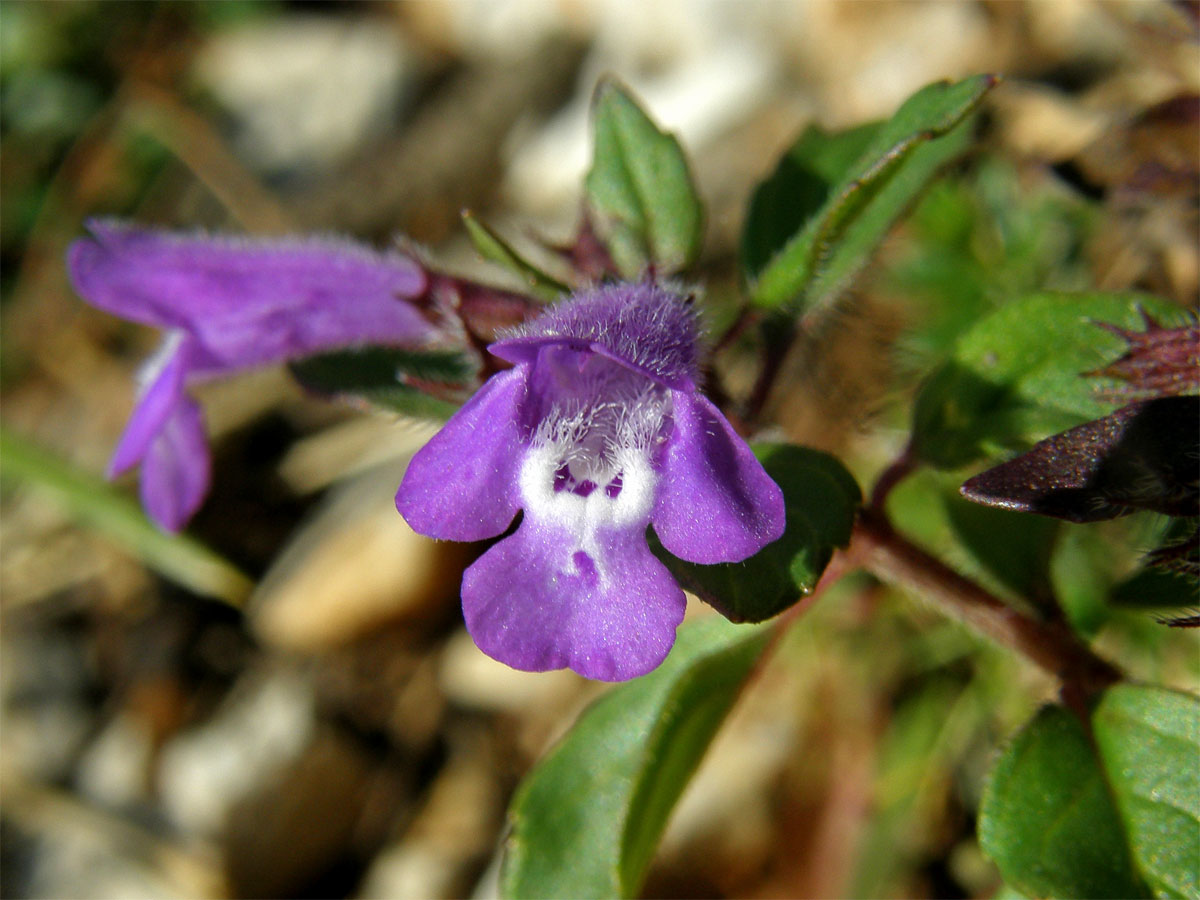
[656,444,861,623]
[500,616,769,899]
[584,79,704,278]
[748,74,996,312]
[461,211,569,302]
[1094,685,1200,900]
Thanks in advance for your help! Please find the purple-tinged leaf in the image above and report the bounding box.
[558,217,620,283]
[1144,527,1200,578]
[425,274,544,345]
[960,395,1200,523]
[1092,312,1200,400]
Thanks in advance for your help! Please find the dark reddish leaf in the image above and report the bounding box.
[554,216,620,283]
[960,395,1200,523]
[1160,614,1200,628]
[1144,527,1200,578]
[1076,92,1200,199]
[424,274,543,344]
[1092,312,1200,399]
[1123,94,1200,197]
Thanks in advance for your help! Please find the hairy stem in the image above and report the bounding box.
[743,318,796,425]
[850,510,1122,704]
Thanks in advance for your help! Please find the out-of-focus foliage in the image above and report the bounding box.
[884,157,1101,373]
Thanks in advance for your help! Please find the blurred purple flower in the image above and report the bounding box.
[396,282,784,681]
[68,219,435,531]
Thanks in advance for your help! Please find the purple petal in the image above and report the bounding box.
[68,220,434,373]
[461,519,685,680]
[139,393,210,532]
[653,391,785,564]
[396,366,527,541]
[108,333,192,477]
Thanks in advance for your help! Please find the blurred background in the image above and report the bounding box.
[1,1,1197,897]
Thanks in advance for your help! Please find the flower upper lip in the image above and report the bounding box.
[490,334,697,392]
[67,218,437,532]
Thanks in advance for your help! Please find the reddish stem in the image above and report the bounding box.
[849,510,1122,705]
[866,445,918,512]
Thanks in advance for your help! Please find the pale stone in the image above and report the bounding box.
[250,459,468,652]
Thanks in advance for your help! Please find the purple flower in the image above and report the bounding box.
[396,282,785,680]
[68,220,435,531]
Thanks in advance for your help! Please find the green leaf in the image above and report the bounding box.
[500,616,769,899]
[584,78,704,278]
[0,427,253,604]
[1112,564,1200,610]
[741,121,881,279]
[656,444,860,623]
[289,345,478,420]
[1093,685,1200,899]
[993,886,1033,900]
[943,492,1059,600]
[886,157,1099,375]
[912,292,1187,469]
[1049,524,1120,637]
[749,74,996,312]
[461,210,569,302]
[979,705,1149,899]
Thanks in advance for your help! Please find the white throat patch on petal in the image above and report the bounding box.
[137,330,187,395]
[518,372,672,585]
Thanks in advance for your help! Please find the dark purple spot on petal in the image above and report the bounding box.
[573,479,597,497]
[606,473,623,498]
[554,462,571,492]
[572,550,598,585]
